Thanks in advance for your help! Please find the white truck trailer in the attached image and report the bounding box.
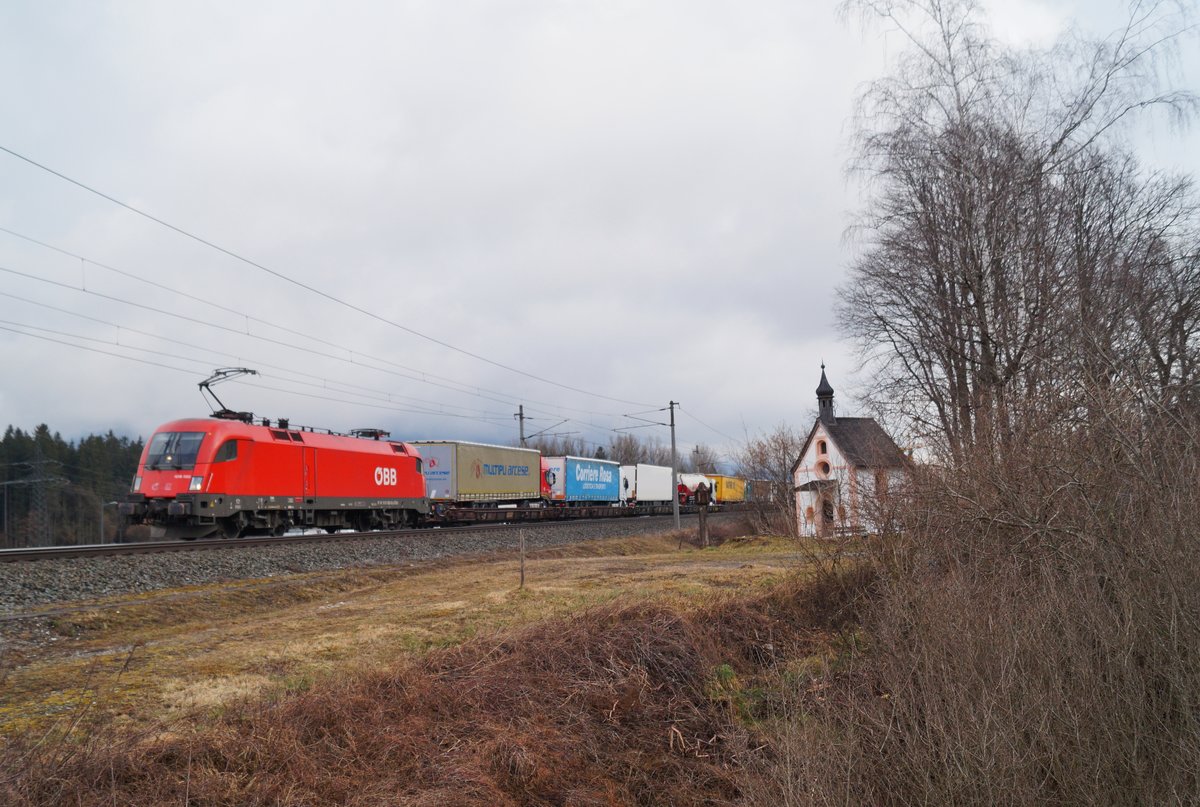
[618,463,675,505]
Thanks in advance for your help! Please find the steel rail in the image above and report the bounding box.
[0,513,703,563]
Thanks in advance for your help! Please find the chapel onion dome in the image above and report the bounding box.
[816,364,834,397]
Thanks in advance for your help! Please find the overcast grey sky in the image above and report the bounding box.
[0,0,1196,464]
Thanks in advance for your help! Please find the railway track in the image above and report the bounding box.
[0,512,740,617]
[0,513,707,563]
[2,501,729,564]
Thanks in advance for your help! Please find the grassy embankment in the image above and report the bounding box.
[0,520,866,805]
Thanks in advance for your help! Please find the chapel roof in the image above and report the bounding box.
[820,417,910,468]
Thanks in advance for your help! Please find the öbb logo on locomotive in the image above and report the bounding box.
[374,467,398,486]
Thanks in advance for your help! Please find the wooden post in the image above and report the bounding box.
[697,482,711,547]
[519,528,526,589]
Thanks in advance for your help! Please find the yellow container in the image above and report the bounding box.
[709,475,746,503]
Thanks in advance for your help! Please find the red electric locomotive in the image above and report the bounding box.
[120,415,429,539]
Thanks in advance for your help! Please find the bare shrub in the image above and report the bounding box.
[746,397,1200,806]
[748,2,1200,800]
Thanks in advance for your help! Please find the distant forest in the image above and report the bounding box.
[0,424,144,548]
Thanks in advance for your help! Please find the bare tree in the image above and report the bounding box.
[607,433,649,465]
[689,443,720,474]
[525,435,590,457]
[735,423,804,536]
[748,3,1200,804]
[840,0,1198,463]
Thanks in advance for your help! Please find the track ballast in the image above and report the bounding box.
[0,512,738,613]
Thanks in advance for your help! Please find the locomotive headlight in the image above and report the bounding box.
[132,476,142,492]
[189,476,204,492]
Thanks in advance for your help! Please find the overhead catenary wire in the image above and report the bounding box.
[0,258,507,405]
[678,404,744,447]
[0,144,657,408]
[0,288,636,439]
[2,309,720,462]
[0,320,688,461]
[0,320,518,429]
[230,379,516,427]
[0,264,549,410]
[0,323,201,376]
[0,294,517,421]
[0,226,638,419]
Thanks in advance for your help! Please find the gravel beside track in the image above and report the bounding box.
[0,514,730,613]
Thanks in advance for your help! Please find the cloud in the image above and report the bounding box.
[0,0,1192,465]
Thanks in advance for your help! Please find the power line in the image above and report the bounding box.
[0,321,517,428]
[0,310,642,448]
[0,325,678,458]
[678,404,744,447]
[0,317,215,370]
[231,377,514,425]
[0,144,656,408]
[229,379,516,432]
[0,225,251,323]
[0,265,540,409]
[0,296,516,420]
[0,226,638,419]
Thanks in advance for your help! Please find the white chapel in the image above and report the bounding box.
[792,366,911,537]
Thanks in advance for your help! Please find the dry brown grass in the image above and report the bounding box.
[0,526,812,739]
[0,562,865,806]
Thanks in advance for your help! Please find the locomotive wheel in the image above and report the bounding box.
[217,516,245,540]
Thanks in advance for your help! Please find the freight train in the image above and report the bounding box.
[120,412,748,540]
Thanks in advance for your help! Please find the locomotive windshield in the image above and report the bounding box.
[145,431,206,470]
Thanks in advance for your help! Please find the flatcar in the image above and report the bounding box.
[120,415,428,539]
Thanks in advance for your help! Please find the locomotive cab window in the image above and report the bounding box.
[213,440,239,462]
[145,431,206,470]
